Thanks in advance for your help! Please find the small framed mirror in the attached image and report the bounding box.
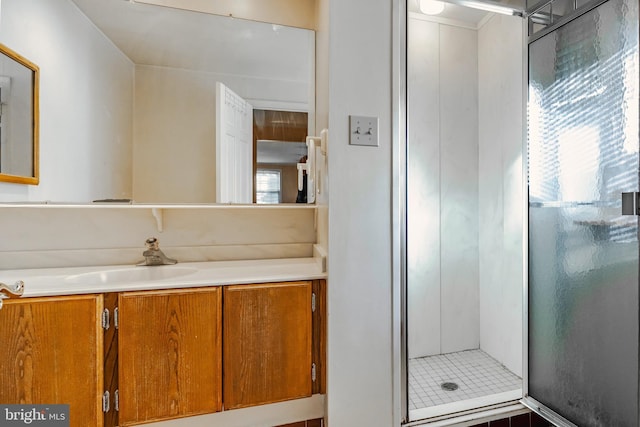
[0,44,39,185]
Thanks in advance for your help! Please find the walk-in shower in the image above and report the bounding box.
[406,2,525,420]
[405,0,640,423]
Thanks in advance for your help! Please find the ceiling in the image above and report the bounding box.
[407,0,526,26]
[69,0,313,81]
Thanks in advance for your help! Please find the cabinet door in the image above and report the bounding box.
[118,287,222,426]
[0,294,104,427]
[224,281,312,409]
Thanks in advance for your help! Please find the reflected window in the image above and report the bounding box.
[256,169,282,204]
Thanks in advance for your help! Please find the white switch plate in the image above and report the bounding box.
[349,115,379,147]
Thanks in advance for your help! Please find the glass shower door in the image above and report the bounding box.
[526,0,639,425]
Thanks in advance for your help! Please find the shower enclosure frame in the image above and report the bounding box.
[397,0,530,424]
[398,0,639,424]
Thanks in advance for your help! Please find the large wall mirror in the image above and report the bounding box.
[0,0,314,204]
[0,44,39,185]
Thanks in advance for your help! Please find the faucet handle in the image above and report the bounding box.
[0,280,25,310]
[145,237,159,250]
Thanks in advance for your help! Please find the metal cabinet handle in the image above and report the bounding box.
[622,192,640,215]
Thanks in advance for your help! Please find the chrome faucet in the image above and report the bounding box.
[138,237,178,266]
[0,280,25,310]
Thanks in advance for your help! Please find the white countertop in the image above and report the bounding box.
[0,258,326,298]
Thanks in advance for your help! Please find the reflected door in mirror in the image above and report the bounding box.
[216,82,254,204]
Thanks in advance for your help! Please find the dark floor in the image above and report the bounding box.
[273,413,550,427]
[471,412,552,427]
[276,418,323,427]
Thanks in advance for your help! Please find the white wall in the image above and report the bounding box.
[0,205,317,270]
[0,0,134,203]
[136,0,317,30]
[133,66,217,203]
[407,16,480,359]
[326,1,394,426]
[478,13,524,377]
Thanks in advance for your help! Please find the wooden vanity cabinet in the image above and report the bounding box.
[0,279,324,427]
[0,294,104,427]
[117,287,222,426]
[223,281,314,409]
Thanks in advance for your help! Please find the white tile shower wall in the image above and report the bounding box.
[0,206,316,269]
[407,17,480,359]
[478,13,524,377]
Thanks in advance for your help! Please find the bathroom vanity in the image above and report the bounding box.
[0,258,326,427]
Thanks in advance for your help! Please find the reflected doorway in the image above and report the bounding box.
[253,109,309,204]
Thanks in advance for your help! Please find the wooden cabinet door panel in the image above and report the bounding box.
[118,287,222,426]
[223,281,312,409]
[0,295,104,427]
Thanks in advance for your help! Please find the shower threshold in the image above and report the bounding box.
[409,389,522,421]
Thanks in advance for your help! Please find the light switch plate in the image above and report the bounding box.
[349,115,379,147]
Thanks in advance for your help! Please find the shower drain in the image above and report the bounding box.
[440,382,459,391]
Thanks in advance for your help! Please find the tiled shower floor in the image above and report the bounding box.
[409,349,521,410]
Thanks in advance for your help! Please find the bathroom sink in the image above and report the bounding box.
[64,266,198,285]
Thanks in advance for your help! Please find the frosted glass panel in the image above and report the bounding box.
[528,0,639,425]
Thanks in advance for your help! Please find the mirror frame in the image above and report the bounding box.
[0,43,39,185]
